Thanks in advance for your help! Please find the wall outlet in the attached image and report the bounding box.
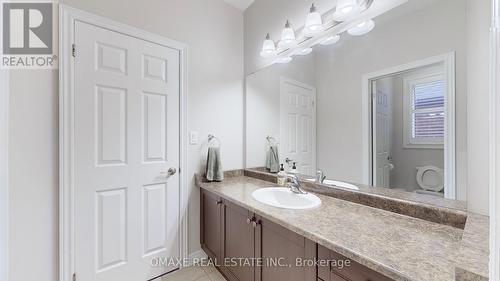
[189,131,199,145]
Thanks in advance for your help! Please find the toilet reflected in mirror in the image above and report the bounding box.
[416,166,444,196]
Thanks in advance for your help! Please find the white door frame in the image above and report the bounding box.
[59,5,189,281]
[0,69,9,281]
[0,3,9,280]
[361,52,456,199]
[279,76,317,175]
[490,0,500,279]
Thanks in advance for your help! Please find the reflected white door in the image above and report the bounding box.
[280,77,316,176]
[373,81,391,187]
[74,21,180,281]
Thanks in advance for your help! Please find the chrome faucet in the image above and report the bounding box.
[316,170,326,183]
[287,174,307,194]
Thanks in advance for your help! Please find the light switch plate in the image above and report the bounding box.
[189,131,199,145]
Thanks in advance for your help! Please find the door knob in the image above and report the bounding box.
[161,168,177,177]
[168,167,177,176]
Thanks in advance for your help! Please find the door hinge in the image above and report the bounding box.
[72,273,76,281]
[72,44,76,57]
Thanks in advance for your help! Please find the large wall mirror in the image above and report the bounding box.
[245,0,467,203]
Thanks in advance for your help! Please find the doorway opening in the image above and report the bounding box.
[362,53,456,199]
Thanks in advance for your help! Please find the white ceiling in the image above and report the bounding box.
[223,0,255,11]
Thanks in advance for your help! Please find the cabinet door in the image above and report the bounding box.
[221,200,256,281]
[330,251,393,281]
[200,189,222,260]
[317,245,393,281]
[255,217,316,281]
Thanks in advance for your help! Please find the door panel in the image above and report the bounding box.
[280,78,316,176]
[142,92,167,163]
[374,81,391,188]
[75,21,180,281]
[142,183,167,256]
[96,85,127,166]
[96,188,127,271]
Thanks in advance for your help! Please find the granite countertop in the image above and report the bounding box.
[246,167,467,211]
[455,213,490,281]
[245,168,468,228]
[195,174,489,281]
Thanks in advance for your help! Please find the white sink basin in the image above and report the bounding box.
[323,180,359,190]
[306,179,359,190]
[252,188,321,209]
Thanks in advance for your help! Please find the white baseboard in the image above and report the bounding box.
[185,249,208,267]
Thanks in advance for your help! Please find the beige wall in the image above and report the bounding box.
[8,1,244,281]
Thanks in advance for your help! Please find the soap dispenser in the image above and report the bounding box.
[277,164,287,186]
[290,162,298,174]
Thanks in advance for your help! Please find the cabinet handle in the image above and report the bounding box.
[252,220,258,228]
[216,200,222,205]
[247,217,258,225]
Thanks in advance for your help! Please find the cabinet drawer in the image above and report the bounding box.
[330,251,393,281]
[317,245,393,281]
[331,272,348,281]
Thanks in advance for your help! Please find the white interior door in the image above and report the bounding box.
[74,21,180,281]
[373,81,391,187]
[280,77,316,176]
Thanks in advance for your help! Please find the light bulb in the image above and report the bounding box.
[347,19,375,36]
[260,33,276,58]
[278,20,297,49]
[304,4,324,36]
[276,57,293,64]
[319,34,341,46]
[333,0,361,22]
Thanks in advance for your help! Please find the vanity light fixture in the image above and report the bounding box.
[319,34,341,46]
[276,56,293,64]
[295,47,313,56]
[304,4,324,36]
[260,33,277,58]
[347,19,375,36]
[257,0,402,65]
[278,20,297,49]
[333,0,361,22]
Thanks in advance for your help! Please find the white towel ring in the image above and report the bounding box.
[208,134,221,147]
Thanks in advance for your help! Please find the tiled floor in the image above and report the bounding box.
[156,265,227,281]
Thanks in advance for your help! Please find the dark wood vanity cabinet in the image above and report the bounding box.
[220,200,257,281]
[255,216,316,281]
[317,245,393,281]
[200,189,315,281]
[200,189,222,260]
[201,189,392,281]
